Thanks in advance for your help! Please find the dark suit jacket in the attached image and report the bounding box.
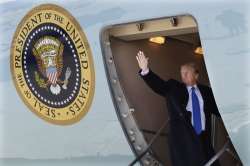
[139,68,221,166]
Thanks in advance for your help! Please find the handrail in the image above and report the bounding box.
[140,129,168,137]
[204,140,230,166]
[128,119,169,166]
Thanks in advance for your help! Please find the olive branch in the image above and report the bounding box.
[34,71,47,89]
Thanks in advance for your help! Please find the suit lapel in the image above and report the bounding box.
[197,84,205,98]
[197,84,208,115]
[178,83,192,123]
[182,83,189,107]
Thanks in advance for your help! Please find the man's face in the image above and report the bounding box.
[180,66,198,86]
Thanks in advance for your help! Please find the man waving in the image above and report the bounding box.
[136,50,221,166]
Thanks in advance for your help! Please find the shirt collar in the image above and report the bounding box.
[186,84,198,92]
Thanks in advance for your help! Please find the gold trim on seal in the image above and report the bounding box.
[10,4,95,125]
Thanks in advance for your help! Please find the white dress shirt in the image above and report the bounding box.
[140,68,149,76]
[186,85,206,131]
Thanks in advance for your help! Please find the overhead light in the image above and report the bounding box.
[149,36,165,45]
[194,46,203,55]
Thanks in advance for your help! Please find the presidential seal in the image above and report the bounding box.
[10,4,95,125]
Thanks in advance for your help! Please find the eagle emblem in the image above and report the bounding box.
[11,4,95,125]
[32,36,71,95]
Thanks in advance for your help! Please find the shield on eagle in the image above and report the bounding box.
[32,36,71,95]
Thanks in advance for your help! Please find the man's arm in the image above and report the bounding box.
[139,68,173,97]
[136,50,174,97]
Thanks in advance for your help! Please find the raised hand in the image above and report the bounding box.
[136,50,149,71]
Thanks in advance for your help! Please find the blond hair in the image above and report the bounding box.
[181,62,199,74]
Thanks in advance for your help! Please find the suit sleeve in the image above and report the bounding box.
[208,87,221,118]
[138,68,173,97]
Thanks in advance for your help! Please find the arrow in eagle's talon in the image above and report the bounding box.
[62,67,72,90]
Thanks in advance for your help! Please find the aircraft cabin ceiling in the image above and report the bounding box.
[109,15,199,43]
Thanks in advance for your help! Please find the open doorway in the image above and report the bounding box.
[100,15,242,165]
